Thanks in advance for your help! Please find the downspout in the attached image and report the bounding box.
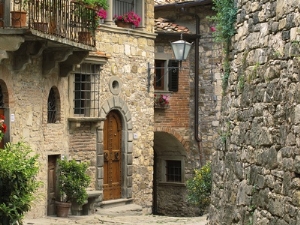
[176,6,204,167]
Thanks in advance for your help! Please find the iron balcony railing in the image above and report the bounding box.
[1,0,97,46]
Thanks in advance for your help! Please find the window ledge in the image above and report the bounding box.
[154,104,170,109]
[158,182,186,187]
[68,117,105,129]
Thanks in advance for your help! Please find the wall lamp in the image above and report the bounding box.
[170,34,193,63]
[147,34,193,92]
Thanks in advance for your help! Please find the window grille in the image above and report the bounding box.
[113,0,135,16]
[47,88,57,123]
[74,63,100,117]
[166,160,182,182]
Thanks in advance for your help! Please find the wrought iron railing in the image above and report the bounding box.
[1,0,97,46]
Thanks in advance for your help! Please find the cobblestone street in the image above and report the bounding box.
[24,205,208,225]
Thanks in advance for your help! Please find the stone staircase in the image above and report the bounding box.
[96,199,143,216]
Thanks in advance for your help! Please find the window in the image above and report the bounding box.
[74,64,100,117]
[112,0,144,27]
[154,59,179,92]
[154,60,165,90]
[166,160,182,182]
[47,88,57,123]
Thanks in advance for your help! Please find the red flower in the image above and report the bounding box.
[2,124,6,133]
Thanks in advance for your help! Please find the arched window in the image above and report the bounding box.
[47,87,60,123]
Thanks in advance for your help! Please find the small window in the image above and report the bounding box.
[74,64,100,117]
[47,88,57,123]
[166,160,182,182]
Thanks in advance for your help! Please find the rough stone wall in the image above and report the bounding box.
[0,1,156,219]
[154,4,222,216]
[0,56,69,218]
[210,0,300,224]
[96,9,156,212]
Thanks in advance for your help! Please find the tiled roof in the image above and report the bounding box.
[154,0,187,5]
[154,17,190,34]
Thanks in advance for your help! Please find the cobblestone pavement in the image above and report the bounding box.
[24,214,208,225]
[24,205,208,225]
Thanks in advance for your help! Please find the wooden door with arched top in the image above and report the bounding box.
[103,110,122,200]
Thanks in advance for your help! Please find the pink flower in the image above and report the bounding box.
[97,9,107,19]
[210,26,216,32]
[113,11,141,27]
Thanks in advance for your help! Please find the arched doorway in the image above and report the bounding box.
[103,110,122,200]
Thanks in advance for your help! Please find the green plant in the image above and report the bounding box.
[238,74,245,91]
[78,0,109,10]
[186,162,212,215]
[210,0,237,44]
[57,158,91,205]
[209,0,237,91]
[0,142,40,225]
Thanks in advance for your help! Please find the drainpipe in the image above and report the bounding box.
[175,5,204,167]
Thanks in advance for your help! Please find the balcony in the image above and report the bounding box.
[0,0,98,76]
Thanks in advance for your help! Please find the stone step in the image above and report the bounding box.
[96,200,143,216]
[99,198,134,209]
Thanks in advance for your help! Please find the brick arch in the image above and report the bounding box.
[96,96,133,200]
[154,126,189,151]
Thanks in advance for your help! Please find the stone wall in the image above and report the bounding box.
[210,0,300,224]
[154,3,222,216]
[0,1,156,219]
[96,22,156,213]
[0,57,70,218]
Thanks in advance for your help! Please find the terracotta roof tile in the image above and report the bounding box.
[154,17,190,34]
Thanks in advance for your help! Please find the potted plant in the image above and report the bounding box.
[72,0,108,44]
[154,94,170,108]
[113,11,141,28]
[56,158,91,217]
[11,0,29,28]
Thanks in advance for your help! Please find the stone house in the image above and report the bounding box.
[152,0,222,216]
[0,0,155,219]
[210,0,300,224]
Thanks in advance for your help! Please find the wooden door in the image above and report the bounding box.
[0,108,4,149]
[103,111,122,200]
[47,155,58,215]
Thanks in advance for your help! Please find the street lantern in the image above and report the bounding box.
[170,35,193,61]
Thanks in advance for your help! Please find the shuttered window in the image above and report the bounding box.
[168,60,179,92]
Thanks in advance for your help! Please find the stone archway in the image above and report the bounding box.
[97,97,133,201]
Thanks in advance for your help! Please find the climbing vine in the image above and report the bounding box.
[210,0,237,90]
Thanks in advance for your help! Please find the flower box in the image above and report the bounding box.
[154,94,170,109]
[114,11,141,28]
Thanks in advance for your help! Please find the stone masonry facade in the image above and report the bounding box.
[0,0,156,219]
[210,0,300,224]
[154,2,222,216]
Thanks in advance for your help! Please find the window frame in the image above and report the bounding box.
[154,59,179,92]
[108,0,145,28]
[159,156,185,184]
[72,63,100,117]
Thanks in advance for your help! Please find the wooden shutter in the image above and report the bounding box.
[168,60,179,92]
